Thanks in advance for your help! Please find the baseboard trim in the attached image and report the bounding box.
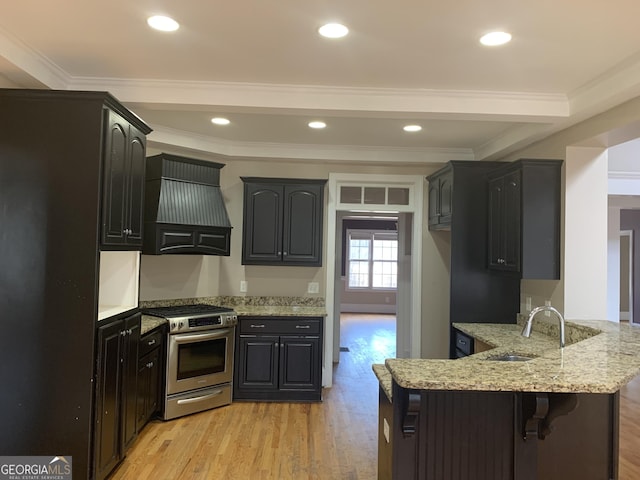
[340,303,396,314]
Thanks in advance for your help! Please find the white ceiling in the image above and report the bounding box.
[2,0,640,164]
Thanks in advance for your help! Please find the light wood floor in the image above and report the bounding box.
[110,314,640,479]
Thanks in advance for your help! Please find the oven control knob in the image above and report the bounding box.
[178,321,185,330]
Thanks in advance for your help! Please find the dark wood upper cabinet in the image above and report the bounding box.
[101,109,148,249]
[487,159,562,279]
[426,166,453,229]
[241,177,326,266]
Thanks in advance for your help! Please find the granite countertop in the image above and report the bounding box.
[378,319,640,395]
[373,364,393,401]
[232,305,326,317]
[141,315,167,335]
[140,296,327,318]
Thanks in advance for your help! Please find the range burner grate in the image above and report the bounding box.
[142,304,232,317]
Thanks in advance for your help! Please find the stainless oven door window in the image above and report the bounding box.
[167,328,234,395]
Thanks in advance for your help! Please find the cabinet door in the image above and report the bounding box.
[242,183,283,264]
[125,126,146,247]
[279,336,320,391]
[282,183,324,265]
[236,335,279,390]
[121,313,140,451]
[102,109,129,246]
[438,171,454,224]
[501,170,521,271]
[427,180,440,226]
[487,176,504,269]
[95,319,123,480]
[137,347,160,431]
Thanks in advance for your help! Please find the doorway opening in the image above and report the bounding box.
[337,215,398,361]
[324,173,424,388]
[620,230,633,322]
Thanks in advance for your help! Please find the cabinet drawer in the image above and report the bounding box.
[239,317,322,335]
[140,329,163,357]
[454,330,473,356]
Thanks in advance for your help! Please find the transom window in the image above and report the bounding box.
[347,230,398,290]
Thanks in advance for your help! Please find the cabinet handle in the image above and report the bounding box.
[120,330,127,337]
[147,361,154,368]
[127,328,133,335]
[147,339,156,346]
[250,324,265,328]
[458,339,467,346]
[295,325,311,329]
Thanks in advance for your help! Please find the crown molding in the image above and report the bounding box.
[0,26,70,89]
[69,76,569,121]
[609,171,640,180]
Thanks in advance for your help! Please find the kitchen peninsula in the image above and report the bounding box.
[374,318,640,480]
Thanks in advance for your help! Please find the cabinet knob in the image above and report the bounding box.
[147,361,154,368]
[275,342,279,347]
[283,252,288,256]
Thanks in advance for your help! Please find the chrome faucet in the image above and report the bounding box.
[521,305,565,349]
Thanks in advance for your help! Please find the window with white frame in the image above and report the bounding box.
[347,230,398,290]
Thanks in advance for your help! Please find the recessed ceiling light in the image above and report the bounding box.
[211,117,230,125]
[318,23,349,39]
[403,125,422,132]
[147,15,180,32]
[479,31,512,46]
[308,121,327,129]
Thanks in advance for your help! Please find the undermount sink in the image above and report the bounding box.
[486,353,536,362]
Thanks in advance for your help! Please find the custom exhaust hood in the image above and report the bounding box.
[143,153,232,255]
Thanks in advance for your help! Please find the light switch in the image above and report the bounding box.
[545,299,551,316]
[240,281,247,293]
[308,282,319,294]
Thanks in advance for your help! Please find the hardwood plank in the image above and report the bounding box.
[620,373,640,479]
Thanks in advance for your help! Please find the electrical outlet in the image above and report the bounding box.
[545,300,551,316]
[240,281,247,293]
[307,282,319,294]
[525,296,532,312]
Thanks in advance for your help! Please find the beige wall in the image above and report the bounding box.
[139,155,429,301]
[0,75,20,88]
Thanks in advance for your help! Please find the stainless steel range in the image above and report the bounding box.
[142,304,237,420]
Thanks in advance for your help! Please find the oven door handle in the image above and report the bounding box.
[176,389,225,405]
[173,329,232,343]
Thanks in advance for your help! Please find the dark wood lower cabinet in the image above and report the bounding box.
[234,316,323,401]
[382,382,619,480]
[136,327,164,431]
[94,312,140,480]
